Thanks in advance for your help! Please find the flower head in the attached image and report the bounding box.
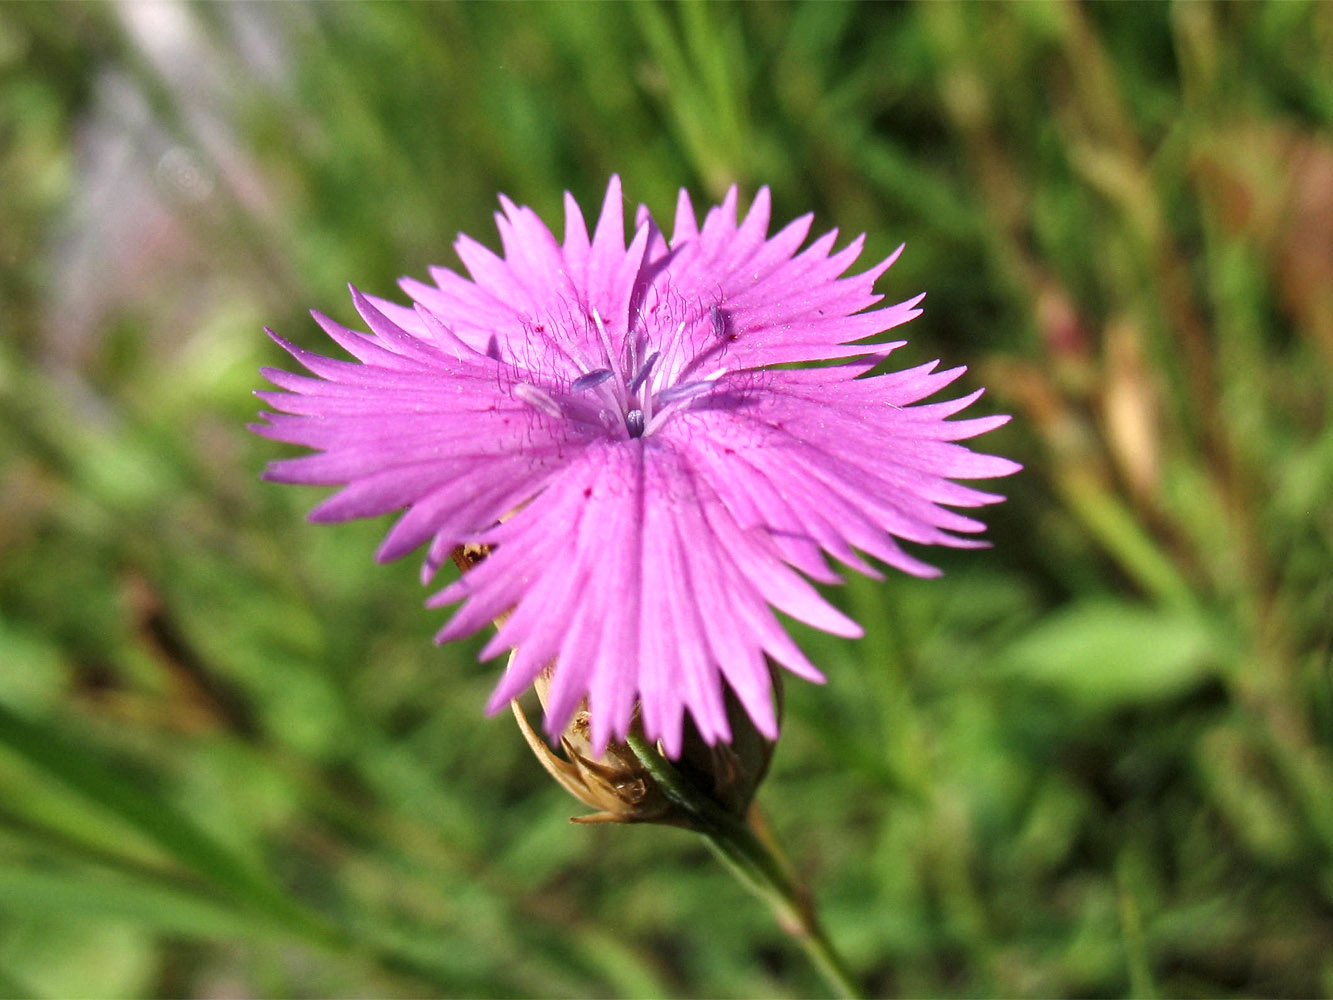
[254,177,1019,757]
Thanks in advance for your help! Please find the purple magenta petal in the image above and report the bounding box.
[254,177,1020,757]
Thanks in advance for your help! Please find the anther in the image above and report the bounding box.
[629,352,660,394]
[709,303,728,340]
[626,409,646,438]
[571,369,614,392]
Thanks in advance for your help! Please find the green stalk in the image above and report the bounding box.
[626,734,865,999]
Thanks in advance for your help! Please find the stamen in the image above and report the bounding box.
[510,296,737,441]
[648,319,687,386]
[513,382,563,418]
[629,352,660,394]
[590,309,617,370]
[657,379,720,406]
[571,369,614,392]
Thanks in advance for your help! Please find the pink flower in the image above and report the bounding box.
[254,177,1019,757]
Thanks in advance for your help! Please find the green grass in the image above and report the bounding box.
[1,1,1331,996]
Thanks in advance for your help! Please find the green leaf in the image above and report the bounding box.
[0,618,66,712]
[0,864,280,940]
[998,600,1222,708]
[0,703,333,944]
[0,915,156,1000]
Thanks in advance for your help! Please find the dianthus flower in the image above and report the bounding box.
[254,177,1019,757]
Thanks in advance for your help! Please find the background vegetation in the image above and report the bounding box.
[1,1,1331,996]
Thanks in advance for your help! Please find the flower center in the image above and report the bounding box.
[513,301,733,441]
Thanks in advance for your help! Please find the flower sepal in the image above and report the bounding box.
[513,666,780,828]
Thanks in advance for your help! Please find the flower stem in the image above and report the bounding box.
[626,734,865,999]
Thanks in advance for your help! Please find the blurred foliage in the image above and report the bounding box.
[1,0,1331,997]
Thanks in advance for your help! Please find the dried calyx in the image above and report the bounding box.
[514,665,781,826]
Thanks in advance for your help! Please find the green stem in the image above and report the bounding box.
[626,734,865,999]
